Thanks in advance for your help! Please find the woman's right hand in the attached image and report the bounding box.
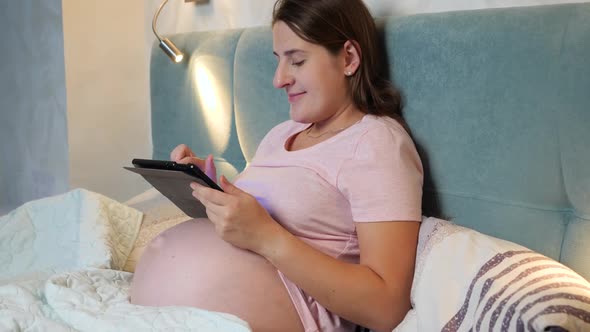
[170,144,217,182]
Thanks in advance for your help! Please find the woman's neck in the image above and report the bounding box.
[311,103,364,133]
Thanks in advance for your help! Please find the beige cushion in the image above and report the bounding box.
[122,188,191,272]
[403,217,590,331]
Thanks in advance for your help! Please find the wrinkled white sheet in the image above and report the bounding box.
[0,189,251,331]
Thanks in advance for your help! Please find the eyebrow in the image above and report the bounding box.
[272,49,308,57]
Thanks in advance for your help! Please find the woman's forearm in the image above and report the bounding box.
[257,222,411,331]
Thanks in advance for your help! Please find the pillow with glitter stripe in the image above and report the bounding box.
[396,217,590,332]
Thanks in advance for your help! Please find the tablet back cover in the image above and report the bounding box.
[124,167,207,218]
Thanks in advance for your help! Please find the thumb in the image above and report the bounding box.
[205,154,217,181]
[220,175,241,195]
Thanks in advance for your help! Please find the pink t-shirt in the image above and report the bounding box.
[233,114,423,331]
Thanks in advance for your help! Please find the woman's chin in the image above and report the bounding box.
[289,107,312,124]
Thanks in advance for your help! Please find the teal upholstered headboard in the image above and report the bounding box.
[150,3,590,279]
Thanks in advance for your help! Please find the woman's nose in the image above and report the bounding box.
[273,64,293,89]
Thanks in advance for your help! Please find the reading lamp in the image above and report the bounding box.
[153,0,205,63]
[152,0,183,63]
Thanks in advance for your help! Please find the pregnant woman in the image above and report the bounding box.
[130,0,424,331]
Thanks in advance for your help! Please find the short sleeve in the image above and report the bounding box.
[337,124,423,222]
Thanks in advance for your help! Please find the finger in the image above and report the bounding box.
[203,202,226,220]
[191,183,218,207]
[170,144,186,161]
[193,190,224,223]
[219,175,242,195]
[170,144,194,161]
[205,154,217,182]
[178,156,206,170]
[191,182,229,206]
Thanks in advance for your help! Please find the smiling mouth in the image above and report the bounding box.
[288,92,306,102]
[289,91,305,98]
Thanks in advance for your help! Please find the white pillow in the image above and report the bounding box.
[396,217,590,332]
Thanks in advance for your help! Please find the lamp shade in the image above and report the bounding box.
[159,38,184,63]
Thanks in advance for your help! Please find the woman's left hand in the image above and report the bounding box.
[190,176,279,253]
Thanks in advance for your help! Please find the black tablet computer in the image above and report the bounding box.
[124,158,223,218]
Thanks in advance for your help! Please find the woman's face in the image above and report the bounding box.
[272,21,351,124]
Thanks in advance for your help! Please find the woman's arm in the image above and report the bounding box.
[259,219,419,332]
[192,176,419,331]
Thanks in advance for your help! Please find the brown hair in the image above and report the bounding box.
[272,0,403,121]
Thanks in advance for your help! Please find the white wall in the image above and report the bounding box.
[63,0,152,202]
[64,0,586,202]
[147,0,586,34]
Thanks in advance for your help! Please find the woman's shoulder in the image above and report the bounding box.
[358,115,413,143]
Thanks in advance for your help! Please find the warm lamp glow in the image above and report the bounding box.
[191,58,232,152]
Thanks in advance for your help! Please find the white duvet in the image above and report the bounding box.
[0,189,251,332]
[7,190,587,332]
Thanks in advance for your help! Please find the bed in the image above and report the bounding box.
[1,3,589,331]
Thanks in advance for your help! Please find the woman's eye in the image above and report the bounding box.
[292,60,305,67]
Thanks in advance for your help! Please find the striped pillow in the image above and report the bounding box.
[407,217,590,332]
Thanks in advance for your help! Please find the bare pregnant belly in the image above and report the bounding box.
[130,219,303,332]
